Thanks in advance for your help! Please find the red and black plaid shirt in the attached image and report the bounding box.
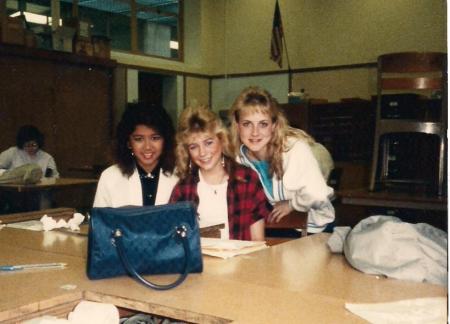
[170,164,272,240]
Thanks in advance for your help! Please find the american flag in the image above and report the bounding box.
[270,0,284,68]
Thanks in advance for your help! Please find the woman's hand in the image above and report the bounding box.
[268,200,293,223]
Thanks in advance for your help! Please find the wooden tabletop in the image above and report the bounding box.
[0,227,446,323]
[0,178,98,193]
[337,188,447,211]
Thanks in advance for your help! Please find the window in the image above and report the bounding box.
[136,0,180,58]
[60,0,182,59]
[4,0,182,60]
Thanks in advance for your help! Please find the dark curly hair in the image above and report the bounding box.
[115,102,176,177]
[16,125,44,149]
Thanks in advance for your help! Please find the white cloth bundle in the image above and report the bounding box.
[342,215,447,286]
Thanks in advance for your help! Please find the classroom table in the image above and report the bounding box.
[337,188,448,230]
[0,178,98,213]
[0,178,98,193]
[0,227,446,323]
[338,188,447,211]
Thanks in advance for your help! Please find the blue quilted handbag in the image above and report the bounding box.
[87,202,203,290]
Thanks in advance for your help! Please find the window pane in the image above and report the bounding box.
[6,0,19,14]
[61,0,132,52]
[136,0,180,59]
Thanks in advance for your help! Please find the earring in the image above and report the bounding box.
[131,151,134,156]
[221,155,225,167]
[189,160,192,170]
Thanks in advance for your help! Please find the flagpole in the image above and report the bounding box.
[284,38,292,93]
[271,0,292,92]
[280,2,292,92]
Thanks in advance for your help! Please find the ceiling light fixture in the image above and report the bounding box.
[10,11,62,26]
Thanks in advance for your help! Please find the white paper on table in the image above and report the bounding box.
[5,213,85,232]
[6,220,43,231]
[201,238,268,259]
[345,297,447,324]
[199,221,224,228]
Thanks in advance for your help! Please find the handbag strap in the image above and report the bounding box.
[113,225,191,290]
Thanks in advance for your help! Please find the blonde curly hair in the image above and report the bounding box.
[175,106,235,179]
[229,86,315,179]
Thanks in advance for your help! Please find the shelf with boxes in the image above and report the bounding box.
[0,15,111,59]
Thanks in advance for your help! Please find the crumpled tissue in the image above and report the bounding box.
[40,213,85,231]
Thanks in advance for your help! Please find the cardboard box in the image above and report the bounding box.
[92,35,111,59]
[1,17,25,45]
[24,30,37,48]
[65,17,91,41]
[53,26,76,52]
[73,37,93,56]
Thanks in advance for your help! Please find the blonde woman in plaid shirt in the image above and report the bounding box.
[170,106,270,241]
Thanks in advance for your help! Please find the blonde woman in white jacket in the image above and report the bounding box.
[229,86,335,234]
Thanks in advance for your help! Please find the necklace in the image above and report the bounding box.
[199,170,228,195]
[144,173,154,179]
[210,181,227,195]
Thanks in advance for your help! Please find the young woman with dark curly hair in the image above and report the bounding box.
[93,102,178,207]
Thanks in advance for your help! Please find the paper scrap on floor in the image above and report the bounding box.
[201,238,268,259]
[345,297,447,324]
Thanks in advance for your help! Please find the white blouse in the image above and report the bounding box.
[197,171,229,239]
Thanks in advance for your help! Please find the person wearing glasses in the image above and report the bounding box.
[0,125,59,178]
[0,125,59,212]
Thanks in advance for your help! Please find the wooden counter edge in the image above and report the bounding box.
[0,290,232,324]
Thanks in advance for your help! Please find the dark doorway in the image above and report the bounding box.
[138,72,164,106]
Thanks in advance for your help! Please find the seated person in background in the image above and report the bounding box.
[0,125,59,212]
[93,102,178,207]
[229,86,335,234]
[170,106,271,241]
[0,125,59,178]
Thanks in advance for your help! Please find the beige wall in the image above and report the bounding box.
[292,67,377,102]
[199,0,226,75]
[213,0,446,102]
[220,0,446,74]
[111,0,446,75]
[185,76,210,108]
[112,0,446,103]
